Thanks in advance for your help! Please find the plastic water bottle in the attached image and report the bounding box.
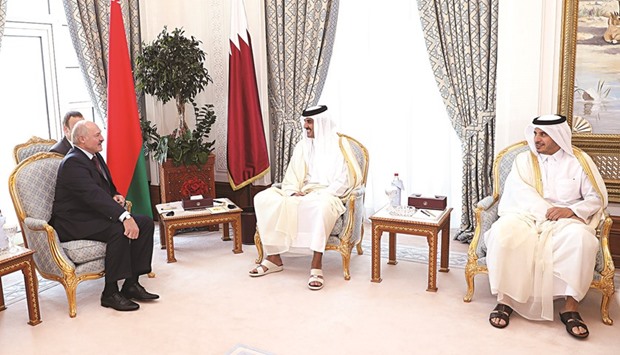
[0,210,8,251]
[386,173,405,207]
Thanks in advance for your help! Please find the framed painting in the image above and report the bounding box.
[558,0,620,202]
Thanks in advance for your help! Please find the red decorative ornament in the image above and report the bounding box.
[181,177,207,198]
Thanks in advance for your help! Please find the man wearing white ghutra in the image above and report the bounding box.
[484,114,607,339]
[249,105,357,291]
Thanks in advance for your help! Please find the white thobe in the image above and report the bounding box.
[484,148,606,321]
[255,141,350,255]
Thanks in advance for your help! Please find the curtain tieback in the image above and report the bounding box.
[463,110,495,139]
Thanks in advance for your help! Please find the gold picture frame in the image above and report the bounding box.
[558,0,620,203]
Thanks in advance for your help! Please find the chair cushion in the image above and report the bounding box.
[61,240,106,264]
[331,215,344,235]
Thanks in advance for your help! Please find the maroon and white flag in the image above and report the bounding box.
[227,0,270,190]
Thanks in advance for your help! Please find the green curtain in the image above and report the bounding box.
[417,0,499,242]
[264,0,340,182]
[62,0,142,127]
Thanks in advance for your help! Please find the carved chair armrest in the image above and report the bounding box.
[476,195,496,210]
[23,217,48,230]
[347,186,365,201]
[472,196,500,259]
[595,210,615,275]
[337,186,365,244]
[23,217,75,269]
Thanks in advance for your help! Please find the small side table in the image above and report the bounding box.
[0,247,41,325]
[156,199,243,263]
[369,206,452,292]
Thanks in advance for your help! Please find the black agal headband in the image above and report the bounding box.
[532,115,567,125]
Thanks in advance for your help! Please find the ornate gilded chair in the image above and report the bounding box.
[464,141,615,325]
[9,152,107,318]
[254,133,369,280]
[13,136,57,164]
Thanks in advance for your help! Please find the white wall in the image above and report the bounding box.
[318,0,463,226]
[495,0,563,151]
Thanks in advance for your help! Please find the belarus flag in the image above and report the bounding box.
[106,0,152,217]
[227,0,270,190]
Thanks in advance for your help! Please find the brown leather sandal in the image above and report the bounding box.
[559,311,589,339]
[489,304,513,329]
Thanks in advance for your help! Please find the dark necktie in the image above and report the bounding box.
[92,155,108,181]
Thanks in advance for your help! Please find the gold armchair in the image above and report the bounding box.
[8,152,139,317]
[254,133,369,280]
[13,136,57,164]
[463,141,615,325]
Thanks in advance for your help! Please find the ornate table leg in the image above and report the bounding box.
[0,278,5,311]
[22,257,41,325]
[371,224,382,283]
[231,215,243,254]
[439,220,450,273]
[166,224,177,263]
[388,231,398,265]
[221,222,231,241]
[159,219,166,250]
[426,232,438,292]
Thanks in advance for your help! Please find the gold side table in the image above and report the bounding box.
[370,206,452,292]
[0,247,41,325]
[156,199,243,263]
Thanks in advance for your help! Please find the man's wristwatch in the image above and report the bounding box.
[122,214,132,222]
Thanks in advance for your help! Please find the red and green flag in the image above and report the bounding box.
[106,0,152,217]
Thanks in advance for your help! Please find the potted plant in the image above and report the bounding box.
[135,26,216,167]
[135,27,217,203]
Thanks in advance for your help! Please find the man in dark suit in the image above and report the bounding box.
[51,120,158,311]
[49,111,85,155]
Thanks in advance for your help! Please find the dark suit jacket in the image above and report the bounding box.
[51,147,126,241]
[49,136,73,155]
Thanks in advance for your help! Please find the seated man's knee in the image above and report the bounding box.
[561,224,598,252]
[490,216,528,241]
[254,190,268,205]
[254,187,280,206]
[108,224,129,243]
[134,215,154,236]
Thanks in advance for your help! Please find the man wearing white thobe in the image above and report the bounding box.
[248,105,354,291]
[484,114,607,339]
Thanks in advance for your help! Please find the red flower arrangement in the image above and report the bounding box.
[181,177,207,198]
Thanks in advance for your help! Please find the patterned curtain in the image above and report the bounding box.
[265,0,339,182]
[417,0,498,242]
[0,0,7,52]
[62,0,142,127]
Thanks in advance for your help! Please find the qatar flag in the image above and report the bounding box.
[227,0,270,190]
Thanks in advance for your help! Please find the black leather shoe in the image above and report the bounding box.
[101,292,140,311]
[121,283,160,301]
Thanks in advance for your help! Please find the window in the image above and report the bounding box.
[0,0,95,224]
[319,0,462,222]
